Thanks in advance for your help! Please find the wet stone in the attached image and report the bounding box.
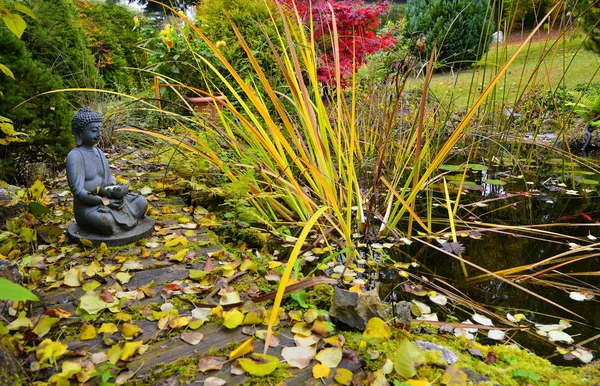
[415,340,459,364]
[395,301,411,325]
[329,287,388,330]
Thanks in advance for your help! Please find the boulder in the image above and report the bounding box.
[329,287,388,330]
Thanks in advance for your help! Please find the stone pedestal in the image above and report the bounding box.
[67,217,154,246]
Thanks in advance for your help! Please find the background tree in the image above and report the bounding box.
[578,0,600,54]
[404,0,493,68]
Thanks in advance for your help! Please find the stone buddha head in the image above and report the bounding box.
[72,107,103,147]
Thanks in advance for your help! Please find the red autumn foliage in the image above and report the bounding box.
[279,0,396,85]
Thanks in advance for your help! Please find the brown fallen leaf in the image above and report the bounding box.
[181,331,204,345]
[198,356,227,372]
[99,289,114,303]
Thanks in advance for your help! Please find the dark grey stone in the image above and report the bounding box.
[415,340,458,364]
[395,301,412,324]
[329,287,388,330]
[67,216,155,247]
[65,108,153,245]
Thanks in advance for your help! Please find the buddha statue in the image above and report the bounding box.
[66,107,153,245]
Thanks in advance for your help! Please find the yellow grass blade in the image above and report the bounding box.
[263,206,329,353]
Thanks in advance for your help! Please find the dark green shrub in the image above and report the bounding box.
[22,0,100,89]
[74,0,148,91]
[578,1,600,54]
[404,0,494,68]
[0,28,72,183]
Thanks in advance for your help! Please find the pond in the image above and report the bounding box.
[319,153,600,366]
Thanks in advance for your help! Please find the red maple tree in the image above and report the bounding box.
[280,0,396,85]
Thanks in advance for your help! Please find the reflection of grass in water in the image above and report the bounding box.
[407,35,600,108]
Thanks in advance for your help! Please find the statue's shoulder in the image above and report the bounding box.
[66,147,84,162]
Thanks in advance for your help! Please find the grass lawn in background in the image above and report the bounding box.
[406,33,600,110]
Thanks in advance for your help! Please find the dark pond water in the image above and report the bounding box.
[373,156,600,365]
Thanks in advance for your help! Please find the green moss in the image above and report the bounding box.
[304,283,334,311]
[138,355,199,385]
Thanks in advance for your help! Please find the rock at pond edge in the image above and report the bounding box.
[329,287,388,330]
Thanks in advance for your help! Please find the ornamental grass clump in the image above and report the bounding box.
[127,0,561,252]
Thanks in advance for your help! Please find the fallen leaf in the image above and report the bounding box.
[315,347,343,368]
[205,377,227,386]
[237,353,279,376]
[64,267,82,287]
[198,356,227,372]
[312,363,330,379]
[548,330,574,344]
[219,287,241,305]
[122,323,142,340]
[281,346,315,369]
[230,337,254,360]
[411,300,431,316]
[181,331,204,345]
[98,323,118,334]
[394,340,426,379]
[223,309,244,329]
[120,341,143,361]
[44,308,71,319]
[169,248,189,262]
[441,364,467,386]
[487,330,506,341]
[334,368,353,385]
[32,316,59,338]
[80,324,97,340]
[363,317,391,344]
[116,272,132,284]
[36,339,68,364]
[472,313,494,327]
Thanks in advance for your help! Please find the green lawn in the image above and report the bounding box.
[406,35,600,109]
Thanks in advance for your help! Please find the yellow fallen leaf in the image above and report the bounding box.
[169,248,189,262]
[405,380,430,386]
[115,175,129,184]
[229,337,254,360]
[49,360,81,383]
[80,324,97,340]
[98,323,118,334]
[86,260,102,277]
[64,267,82,287]
[315,347,343,368]
[363,317,391,344]
[32,316,59,338]
[211,305,223,317]
[122,323,142,340]
[334,368,353,385]
[312,363,330,379]
[223,309,244,329]
[36,339,68,364]
[108,343,124,364]
[6,312,32,330]
[237,353,279,376]
[168,316,189,329]
[115,272,132,284]
[120,341,143,361]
